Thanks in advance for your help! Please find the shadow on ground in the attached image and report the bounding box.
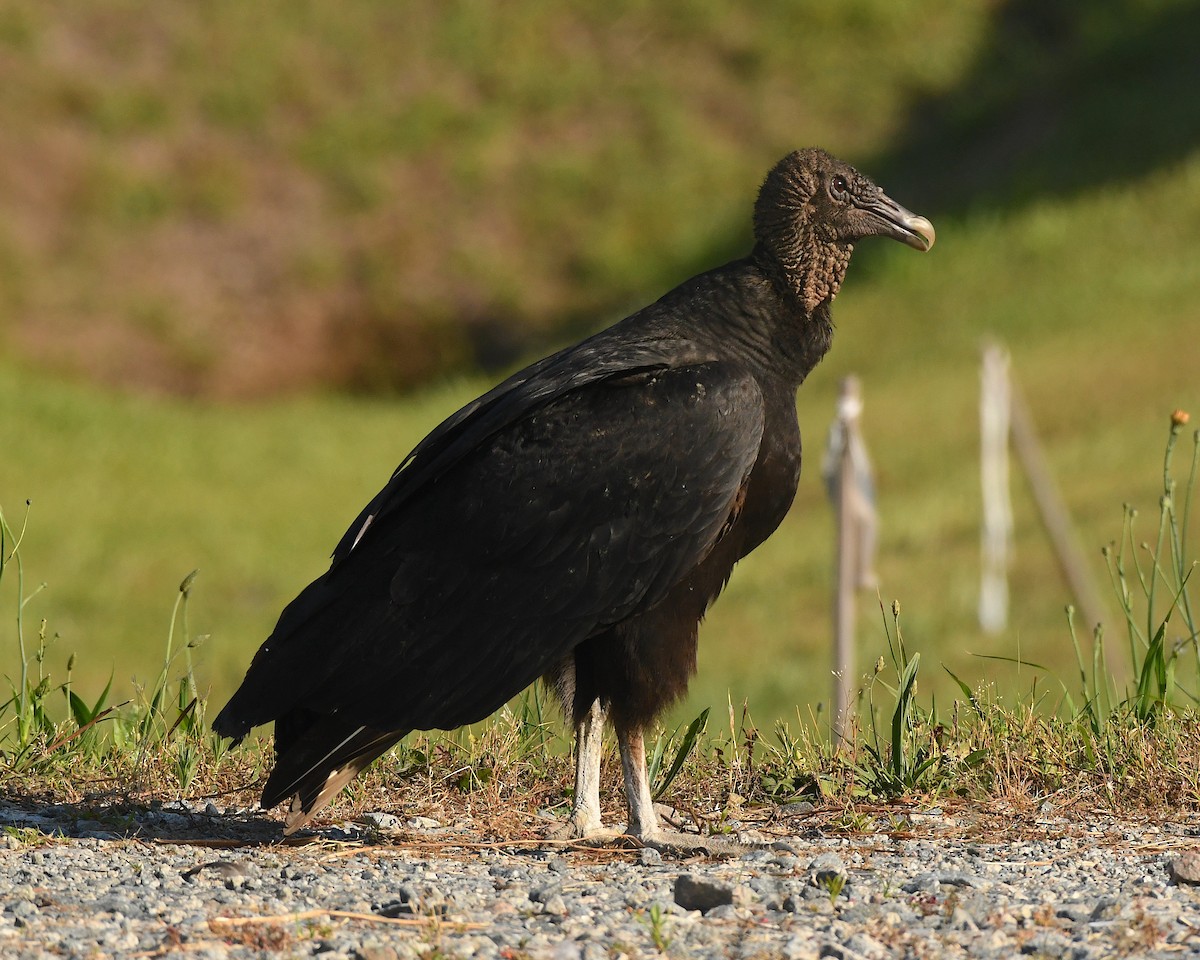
[0,796,289,845]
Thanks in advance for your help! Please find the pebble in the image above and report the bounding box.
[1169,851,1200,885]
[0,801,1196,959]
[674,873,736,912]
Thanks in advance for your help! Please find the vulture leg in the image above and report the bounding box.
[617,720,747,856]
[616,722,659,839]
[549,698,611,840]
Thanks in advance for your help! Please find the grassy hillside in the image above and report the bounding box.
[0,0,983,395]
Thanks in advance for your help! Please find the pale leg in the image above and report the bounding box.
[617,720,745,856]
[550,698,609,839]
[616,723,660,840]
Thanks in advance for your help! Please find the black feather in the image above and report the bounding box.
[211,148,933,830]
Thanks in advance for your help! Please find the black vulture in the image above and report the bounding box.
[213,148,934,842]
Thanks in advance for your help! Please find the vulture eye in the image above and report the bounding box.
[830,175,850,199]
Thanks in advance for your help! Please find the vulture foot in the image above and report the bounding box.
[545,816,621,843]
[635,829,750,859]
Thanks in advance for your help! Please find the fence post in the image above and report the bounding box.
[1007,374,1110,637]
[980,344,1013,633]
[823,376,876,743]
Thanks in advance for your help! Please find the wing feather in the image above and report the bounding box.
[214,360,764,741]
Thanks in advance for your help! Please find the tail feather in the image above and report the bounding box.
[260,714,407,834]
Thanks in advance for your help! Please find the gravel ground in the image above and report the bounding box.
[0,798,1197,959]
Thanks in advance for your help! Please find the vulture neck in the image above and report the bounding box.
[749,239,842,387]
[754,232,853,315]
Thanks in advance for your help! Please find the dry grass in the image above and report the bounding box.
[2,689,1196,849]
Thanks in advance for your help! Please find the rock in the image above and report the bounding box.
[903,871,981,893]
[808,852,849,887]
[844,932,889,959]
[1090,897,1124,921]
[354,947,401,960]
[674,874,736,913]
[1056,903,1092,923]
[731,884,756,907]
[901,875,939,895]
[528,885,558,904]
[541,894,568,917]
[1020,931,1073,956]
[816,943,867,960]
[946,906,979,931]
[781,934,820,960]
[1168,852,1200,885]
[937,871,984,889]
[183,860,252,883]
[782,800,816,817]
[360,812,403,831]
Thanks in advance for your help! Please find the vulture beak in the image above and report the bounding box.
[863,192,936,252]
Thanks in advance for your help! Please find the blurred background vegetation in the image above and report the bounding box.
[1,0,1197,731]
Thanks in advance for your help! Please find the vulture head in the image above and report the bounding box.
[753,148,935,312]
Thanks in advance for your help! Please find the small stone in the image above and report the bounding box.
[1168,852,1200,885]
[1020,931,1072,956]
[184,860,251,883]
[354,947,401,960]
[529,885,561,904]
[639,847,663,866]
[731,884,756,907]
[845,933,889,959]
[675,874,735,913]
[1090,897,1123,921]
[360,812,402,831]
[1056,903,1092,923]
[781,801,816,817]
[705,903,747,921]
[814,943,861,960]
[808,852,848,887]
[541,894,568,917]
[901,876,938,894]
[946,906,979,931]
[781,935,819,960]
[11,900,38,927]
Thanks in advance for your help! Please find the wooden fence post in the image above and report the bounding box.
[980,344,1013,634]
[823,376,877,743]
[1007,373,1110,637]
